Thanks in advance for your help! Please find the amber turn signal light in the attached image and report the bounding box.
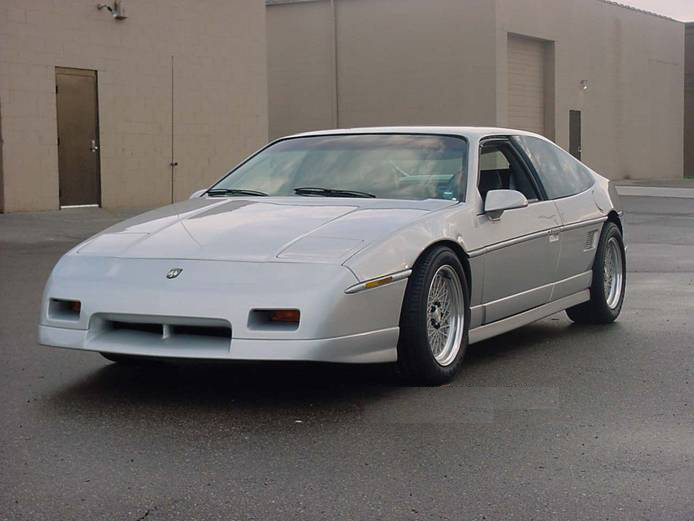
[269,309,300,323]
[364,276,393,290]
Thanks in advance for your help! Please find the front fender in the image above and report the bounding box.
[342,204,475,281]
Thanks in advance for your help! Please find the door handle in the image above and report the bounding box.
[548,228,561,243]
[90,139,99,152]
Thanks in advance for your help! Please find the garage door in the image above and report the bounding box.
[507,35,546,136]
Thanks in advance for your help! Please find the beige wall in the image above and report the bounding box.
[686,24,694,177]
[0,97,4,213]
[267,0,497,140]
[267,0,684,181]
[334,0,497,129]
[267,0,336,139]
[0,0,268,212]
[496,0,684,180]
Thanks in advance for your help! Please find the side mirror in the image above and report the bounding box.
[189,189,206,199]
[484,189,528,220]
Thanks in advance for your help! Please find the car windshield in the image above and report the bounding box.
[210,134,468,201]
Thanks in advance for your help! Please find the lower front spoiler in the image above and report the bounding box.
[38,325,399,364]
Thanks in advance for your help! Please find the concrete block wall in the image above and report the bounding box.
[267,0,497,140]
[267,0,336,140]
[267,0,685,181]
[0,0,268,212]
[334,0,497,130]
[496,0,684,181]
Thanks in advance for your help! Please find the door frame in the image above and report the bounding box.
[55,67,102,208]
[474,136,562,324]
[569,109,582,160]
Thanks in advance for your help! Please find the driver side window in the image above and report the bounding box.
[478,141,539,203]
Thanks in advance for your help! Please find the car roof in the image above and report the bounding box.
[284,126,546,141]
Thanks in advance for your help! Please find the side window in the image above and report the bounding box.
[513,135,594,199]
[478,142,539,203]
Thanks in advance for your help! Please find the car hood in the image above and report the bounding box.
[75,197,458,263]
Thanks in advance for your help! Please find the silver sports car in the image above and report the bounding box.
[39,127,626,384]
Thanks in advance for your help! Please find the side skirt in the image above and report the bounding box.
[468,290,590,345]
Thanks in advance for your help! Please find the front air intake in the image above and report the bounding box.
[87,314,232,356]
[110,321,163,336]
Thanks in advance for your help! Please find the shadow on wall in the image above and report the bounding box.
[0,97,4,213]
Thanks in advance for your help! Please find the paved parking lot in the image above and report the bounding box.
[1,196,693,520]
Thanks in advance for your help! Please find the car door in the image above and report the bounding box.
[512,135,605,301]
[473,138,562,324]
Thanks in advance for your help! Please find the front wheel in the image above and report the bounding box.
[397,246,470,385]
[566,221,626,324]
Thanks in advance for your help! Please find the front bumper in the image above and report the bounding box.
[38,324,398,363]
[38,256,405,363]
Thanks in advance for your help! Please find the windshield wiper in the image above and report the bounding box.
[206,188,268,197]
[294,187,376,198]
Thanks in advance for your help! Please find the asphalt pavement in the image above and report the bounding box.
[1,196,693,521]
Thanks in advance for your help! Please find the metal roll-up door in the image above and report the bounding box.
[508,35,546,136]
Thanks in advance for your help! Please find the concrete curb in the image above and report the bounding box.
[616,186,694,199]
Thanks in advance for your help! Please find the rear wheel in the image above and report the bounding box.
[566,221,626,324]
[397,246,469,385]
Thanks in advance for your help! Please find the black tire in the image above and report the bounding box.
[397,246,470,385]
[566,221,626,324]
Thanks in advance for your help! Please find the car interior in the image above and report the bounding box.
[478,142,540,203]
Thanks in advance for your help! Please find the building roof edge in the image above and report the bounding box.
[598,0,684,23]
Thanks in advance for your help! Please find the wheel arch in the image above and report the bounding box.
[413,240,472,295]
[606,210,623,235]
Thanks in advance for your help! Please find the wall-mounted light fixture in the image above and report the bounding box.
[97,0,127,20]
[580,80,589,91]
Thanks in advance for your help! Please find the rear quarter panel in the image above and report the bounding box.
[553,187,607,281]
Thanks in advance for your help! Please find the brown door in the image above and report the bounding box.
[56,67,101,206]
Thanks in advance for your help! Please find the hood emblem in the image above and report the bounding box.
[166,268,183,279]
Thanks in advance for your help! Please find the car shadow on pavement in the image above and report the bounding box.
[44,359,402,425]
[464,318,621,368]
[43,318,624,425]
